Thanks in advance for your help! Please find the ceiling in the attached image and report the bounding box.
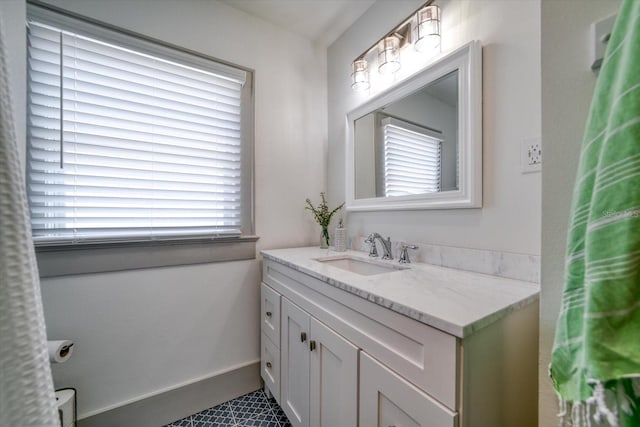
[220,0,376,47]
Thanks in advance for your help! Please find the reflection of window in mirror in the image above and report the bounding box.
[380,117,442,197]
[353,70,459,200]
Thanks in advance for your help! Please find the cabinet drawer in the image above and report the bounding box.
[261,282,281,346]
[261,332,281,403]
[360,352,457,427]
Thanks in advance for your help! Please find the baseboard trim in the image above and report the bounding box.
[78,360,261,427]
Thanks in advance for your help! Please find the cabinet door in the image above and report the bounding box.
[360,352,458,427]
[281,298,311,427]
[309,317,358,427]
[261,283,281,346]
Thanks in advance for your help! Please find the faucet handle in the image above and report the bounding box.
[399,244,419,264]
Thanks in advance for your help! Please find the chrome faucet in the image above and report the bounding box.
[365,233,393,260]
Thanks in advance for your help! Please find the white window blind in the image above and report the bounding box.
[27,14,249,245]
[382,120,442,197]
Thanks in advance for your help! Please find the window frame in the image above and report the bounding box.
[26,1,256,276]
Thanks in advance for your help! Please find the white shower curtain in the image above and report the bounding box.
[0,13,60,427]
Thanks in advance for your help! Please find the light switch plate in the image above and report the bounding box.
[591,14,617,72]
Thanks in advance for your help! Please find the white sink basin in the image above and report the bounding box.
[315,255,406,276]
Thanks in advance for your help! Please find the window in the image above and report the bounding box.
[381,118,442,197]
[26,4,253,249]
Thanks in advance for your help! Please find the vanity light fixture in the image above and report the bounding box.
[377,36,401,74]
[350,0,441,91]
[414,5,441,53]
[351,59,370,91]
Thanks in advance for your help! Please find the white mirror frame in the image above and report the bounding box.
[345,40,482,211]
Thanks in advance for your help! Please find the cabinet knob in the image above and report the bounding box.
[301,332,307,342]
[266,361,272,369]
[265,311,272,317]
[310,340,316,351]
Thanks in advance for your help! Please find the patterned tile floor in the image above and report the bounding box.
[164,389,292,427]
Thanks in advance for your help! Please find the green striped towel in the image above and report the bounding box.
[550,1,640,426]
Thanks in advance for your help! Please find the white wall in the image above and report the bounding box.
[328,0,541,255]
[3,0,327,418]
[539,0,620,424]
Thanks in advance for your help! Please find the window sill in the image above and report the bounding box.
[35,236,259,277]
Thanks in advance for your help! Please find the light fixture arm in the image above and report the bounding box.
[357,17,415,62]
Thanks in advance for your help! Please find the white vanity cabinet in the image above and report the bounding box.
[260,250,539,427]
[280,298,358,427]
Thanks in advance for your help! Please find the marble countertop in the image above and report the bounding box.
[261,247,540,338]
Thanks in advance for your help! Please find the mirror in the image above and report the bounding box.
[346,41,482,211]
[354,70,459,199]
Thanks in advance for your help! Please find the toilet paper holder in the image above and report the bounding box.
[48,340,74,364]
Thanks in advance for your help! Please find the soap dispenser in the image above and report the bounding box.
[334,218,347,252]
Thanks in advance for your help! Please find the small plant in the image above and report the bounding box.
[305,192,344,248]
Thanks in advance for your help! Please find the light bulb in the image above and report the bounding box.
[377,36,401,74]
[351,59,370,91]
[415,5,441,53]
